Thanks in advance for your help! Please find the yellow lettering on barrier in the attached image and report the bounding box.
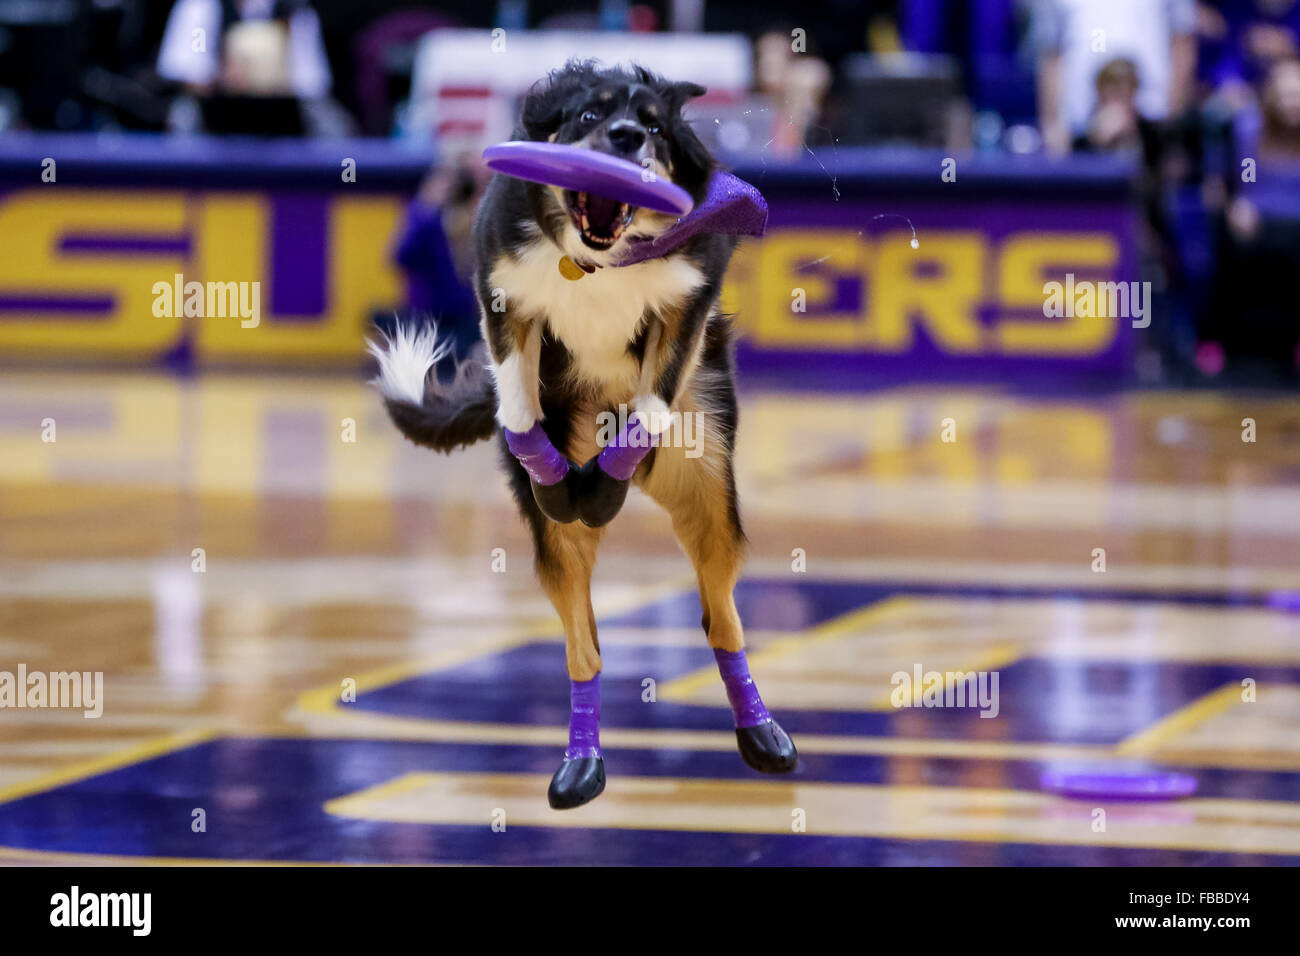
[0,190,187,357]
[194,195,404,362]
[755,229,863,348]
[996,234,1119,355]
[867,232,984,353]
[0,190,1127,365]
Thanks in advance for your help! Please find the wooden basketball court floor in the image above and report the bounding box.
[1,369,1298,865]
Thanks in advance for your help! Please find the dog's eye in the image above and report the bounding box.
[647,124,661,136]
[580,109,599,123]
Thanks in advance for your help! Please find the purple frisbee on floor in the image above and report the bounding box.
[482,141,695,216]
[1040,769,1198,801]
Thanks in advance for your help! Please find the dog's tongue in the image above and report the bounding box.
[586,193,621,231]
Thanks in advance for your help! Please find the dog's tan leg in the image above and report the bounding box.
[638,409,798,774]
[536,518,604,681]
[638,432,746,653]
[535,516,609,808]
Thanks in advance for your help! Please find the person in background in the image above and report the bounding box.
[1257,54,1300,157]
[158,0,330,98]
[1074,58,1186,360]
[1224,55,1300,238]
[754,28,832,154]
[1198,0,1300,105]
[1204,56,1300,377]
[156,0,351,135]
[1033,0,1198,154]
[391,153,488,368]
[1076,57,1160,152]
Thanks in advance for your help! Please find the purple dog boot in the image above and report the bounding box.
[569,414,655,528]
[548,675,607,809]
[714,647,797,773]
[504,423,578,524]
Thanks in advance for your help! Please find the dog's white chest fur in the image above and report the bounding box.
[492,237,705,389]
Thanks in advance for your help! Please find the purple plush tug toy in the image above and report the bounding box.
[616,170,768,266]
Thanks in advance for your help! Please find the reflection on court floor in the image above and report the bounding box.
[0,373,1297,864]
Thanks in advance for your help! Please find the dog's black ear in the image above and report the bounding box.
[521,84,565,141]
[666,81,707,113]
[668,114,715,195]
[658,79,711,192]
[521,60,596,141]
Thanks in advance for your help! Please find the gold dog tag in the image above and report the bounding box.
[558,255,586,281]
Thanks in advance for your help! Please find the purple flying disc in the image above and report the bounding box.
[1039,770,1197,801]
[482,141,694,216]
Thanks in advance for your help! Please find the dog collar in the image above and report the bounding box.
[556,171,767,279]
[557,255,596,280]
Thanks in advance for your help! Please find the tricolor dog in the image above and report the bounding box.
[370,61,796,808]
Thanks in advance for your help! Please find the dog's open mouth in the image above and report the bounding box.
[565,191,636,249]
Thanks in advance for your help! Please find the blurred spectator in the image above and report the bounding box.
[158,0,330,97]
[1256,53,1300,158]
[157,0,353,134]
[1205,55,1300,376]
[1074,58,1182,335]
[391,152,488,365]
[754,29,832,154]
[1223,56,1300,241]
[1198,0,1300,105]
[907,0,1036,124]
[704,0,876,79]
[1076,57,1158,152]
[1033,0,1198,154]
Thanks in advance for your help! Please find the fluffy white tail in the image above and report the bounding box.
[367,323,497,453]
[366,321,452,406]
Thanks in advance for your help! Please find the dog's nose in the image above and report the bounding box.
[606,120,646,155]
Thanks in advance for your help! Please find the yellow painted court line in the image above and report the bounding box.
[1116,682,1245,757]
[659,595,917,700]
[0,845,455,867]
[0,728,217,807]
